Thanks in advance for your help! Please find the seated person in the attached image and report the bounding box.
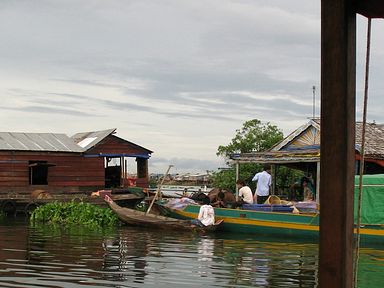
[302,177,315,201]
[191,197,215,227]
[236,180,254,205]
[211,191,226,208]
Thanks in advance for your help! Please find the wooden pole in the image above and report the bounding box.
[235,162,239,201]
[271,164,276,195]
[320,0,356,287]
[316,161,320,204]
[146,165,173,215]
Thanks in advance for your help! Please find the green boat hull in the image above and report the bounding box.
[159,204,384,245]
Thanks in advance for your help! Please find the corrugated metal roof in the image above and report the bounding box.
[71,128,116,151]
[0,128,117,153]
[0,132,83,152]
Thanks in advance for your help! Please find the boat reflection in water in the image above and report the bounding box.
[100,227,319,287]
[0,218,382,287]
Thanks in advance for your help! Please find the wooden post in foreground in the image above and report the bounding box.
[320,0,356,287]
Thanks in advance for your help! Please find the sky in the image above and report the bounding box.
[1,0,384,174]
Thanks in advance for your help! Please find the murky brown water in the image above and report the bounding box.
[0,217,382,287]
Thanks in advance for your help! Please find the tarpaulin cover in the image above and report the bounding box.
[354,174,384,225]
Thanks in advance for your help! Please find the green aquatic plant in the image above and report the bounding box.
[30,201,119,227]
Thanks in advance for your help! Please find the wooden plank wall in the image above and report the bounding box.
[87,135,151,155]
[84,135,151,188]
[0,135,152,195]
[0,152,104,195]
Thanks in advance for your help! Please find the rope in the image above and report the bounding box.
[353,17,372,288]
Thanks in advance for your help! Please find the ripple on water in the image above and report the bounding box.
[1,218,384,287]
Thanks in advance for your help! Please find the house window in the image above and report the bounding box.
[29,161,49,185]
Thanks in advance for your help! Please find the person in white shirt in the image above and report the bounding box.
[236,180,253,205]
[191,197,215,227]
[252,165,272,204]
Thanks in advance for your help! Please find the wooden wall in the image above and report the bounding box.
[0,151,104,195]
[85,135,151,155]
[85,135,151,188]
[0,135,152,195]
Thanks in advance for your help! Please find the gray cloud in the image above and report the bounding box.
[0,105,95,117]
[0,1,383,174]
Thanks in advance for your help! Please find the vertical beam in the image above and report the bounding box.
[316,161,321,203]
[320,1,356,287]
[235,161,239,201]
[271,164,276,195]
[120,156,124,187]
[125,158,128,187]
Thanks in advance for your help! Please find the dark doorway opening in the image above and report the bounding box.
[105,157,121,188]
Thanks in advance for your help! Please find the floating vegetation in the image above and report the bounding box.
[30,201,119,227]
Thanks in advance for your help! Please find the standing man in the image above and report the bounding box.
[252,164,272,204]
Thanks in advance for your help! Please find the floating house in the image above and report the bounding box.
[0,128,152,196]
[230,118,384,197]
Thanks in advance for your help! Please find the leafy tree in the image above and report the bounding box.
[211,119,284,192]
[216,119,283,158]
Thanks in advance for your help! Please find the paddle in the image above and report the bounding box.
[146,164,173,215]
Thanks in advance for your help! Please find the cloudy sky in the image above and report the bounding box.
[1,1,383,174]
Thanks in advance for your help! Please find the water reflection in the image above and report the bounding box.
[102,231,152,283]
[0,218,382,287]
[100,229,319,287]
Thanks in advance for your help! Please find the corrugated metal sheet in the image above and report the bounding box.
[0,132,84,152]
[71,128,116,150]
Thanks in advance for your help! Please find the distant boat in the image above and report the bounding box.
[149,185,209,198]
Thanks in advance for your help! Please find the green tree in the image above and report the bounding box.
[216,119,283,157]
[212,119,284,192]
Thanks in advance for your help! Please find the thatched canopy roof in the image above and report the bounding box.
[230,119,384,164]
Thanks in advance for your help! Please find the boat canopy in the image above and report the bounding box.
[354,174,384,225]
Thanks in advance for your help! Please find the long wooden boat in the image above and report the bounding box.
[104,195,223,232]
[157,174,384,245]
[158,203,384,244]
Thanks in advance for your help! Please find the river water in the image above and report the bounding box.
[0,217,383,288]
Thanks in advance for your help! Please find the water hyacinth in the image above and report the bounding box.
[30,201,119,227]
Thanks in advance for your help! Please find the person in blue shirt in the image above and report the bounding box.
[252,165,272,204]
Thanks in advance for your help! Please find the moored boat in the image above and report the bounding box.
[157,174,384,245]
[104,195,223,232]
[158,201,320,238]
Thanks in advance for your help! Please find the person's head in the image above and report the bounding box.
[301,176,309,187]
[236,179,245,187]
[202,196,211,205]
[263,164,271,172]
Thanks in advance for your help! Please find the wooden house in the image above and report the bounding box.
[230,118,384,197]
[0,128,152,196]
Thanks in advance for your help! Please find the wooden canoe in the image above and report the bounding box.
[104,195,223,232]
